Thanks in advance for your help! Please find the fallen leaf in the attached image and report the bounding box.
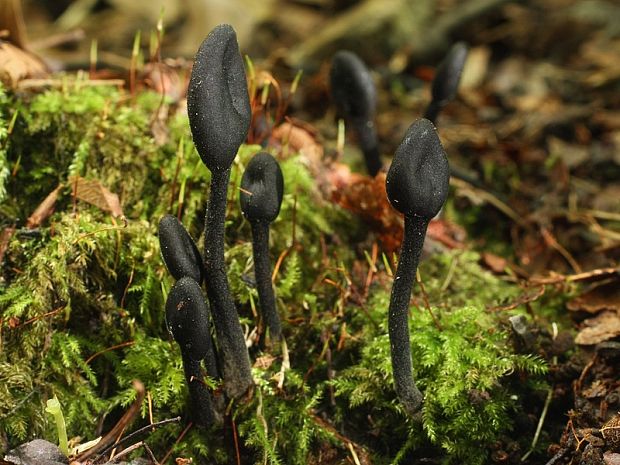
[567,280,620,314]
[0,40,48,87]
[575,311,620,345]
[70,176,123,218]
[481,252,508,274]
[26,184,63,229]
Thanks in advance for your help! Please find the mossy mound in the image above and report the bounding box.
[1,80,555,464]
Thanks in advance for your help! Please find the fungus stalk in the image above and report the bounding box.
[388,215,428,414]
[203,167,253,396]
[250,220,281,341]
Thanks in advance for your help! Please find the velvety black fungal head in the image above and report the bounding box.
[158,214,204,284]
[187,24,251,172]
[430,42,468,108]
[166,277,212,361]
[386,119,450,219]
[329,50,376,122]
[240,152,284,223]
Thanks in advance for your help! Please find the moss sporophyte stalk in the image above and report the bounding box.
[45,397,69,456]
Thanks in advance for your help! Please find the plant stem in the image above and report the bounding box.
[388,214,428,415]
[203,168,253,399]
[251,220,282,342]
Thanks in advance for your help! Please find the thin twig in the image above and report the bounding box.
[159,421,192,465]
[93,417,181,463]
[77,380,145,462]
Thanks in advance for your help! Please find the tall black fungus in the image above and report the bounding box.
[424,42,469,124]
[330,50,382,176]
[239,152,284,343]
[166,277,221,426]
[187,24,253,399]
[385,118,450,415]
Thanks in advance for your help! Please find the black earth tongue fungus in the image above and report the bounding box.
[385,118,450,416]
[158,214,204,285]
[424,42,469,125]
[239,152,284,344]
[166,277,222,427]
[158,216,219,379]
[329,50,382,177]
[187,23,253,399]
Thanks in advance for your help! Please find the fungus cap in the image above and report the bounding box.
[240,152,284,223]
[329,50,376,121]
[158,214,204,284]
[386,119,450,218]
[165,277,212,361]
[187,24,251,172]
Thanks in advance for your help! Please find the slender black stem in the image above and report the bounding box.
[181,353,219,427]
[423,101,440,125]
[388,214,428,415]
[201,307,221,382]
[353,117,382,176]
[250,220,282,342]
[203,168,253,399]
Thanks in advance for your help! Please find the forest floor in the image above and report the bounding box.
[1,0,619,464]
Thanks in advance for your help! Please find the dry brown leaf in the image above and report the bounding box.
[575,311,620,346]
[0,40,48,87]
[567,280,620,314]
[70,176,123,218]
[481,252,508,274]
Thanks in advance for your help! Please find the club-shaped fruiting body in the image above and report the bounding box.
[240,152,284,341]
[424,42,469,124]
[187,24,252,172]
[158,214,204,285]
[166,277,220,426]
[240,152,284,224]
[188,23,253,398]
[386,119,450,219]
[385,118,450,415]
[330,50,382,176]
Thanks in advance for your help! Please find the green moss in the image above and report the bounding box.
[333,251,548,464]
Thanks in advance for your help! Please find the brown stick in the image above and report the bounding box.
[76,380,145,462]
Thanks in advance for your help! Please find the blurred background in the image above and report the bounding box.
[8,0,620,72]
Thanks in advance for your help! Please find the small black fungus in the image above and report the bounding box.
[385,118,450,416]
[158,214,204,284]
[330,50,382,176]
[166,277,220,426]
[240,152,284,342]
[424,42,469,124]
